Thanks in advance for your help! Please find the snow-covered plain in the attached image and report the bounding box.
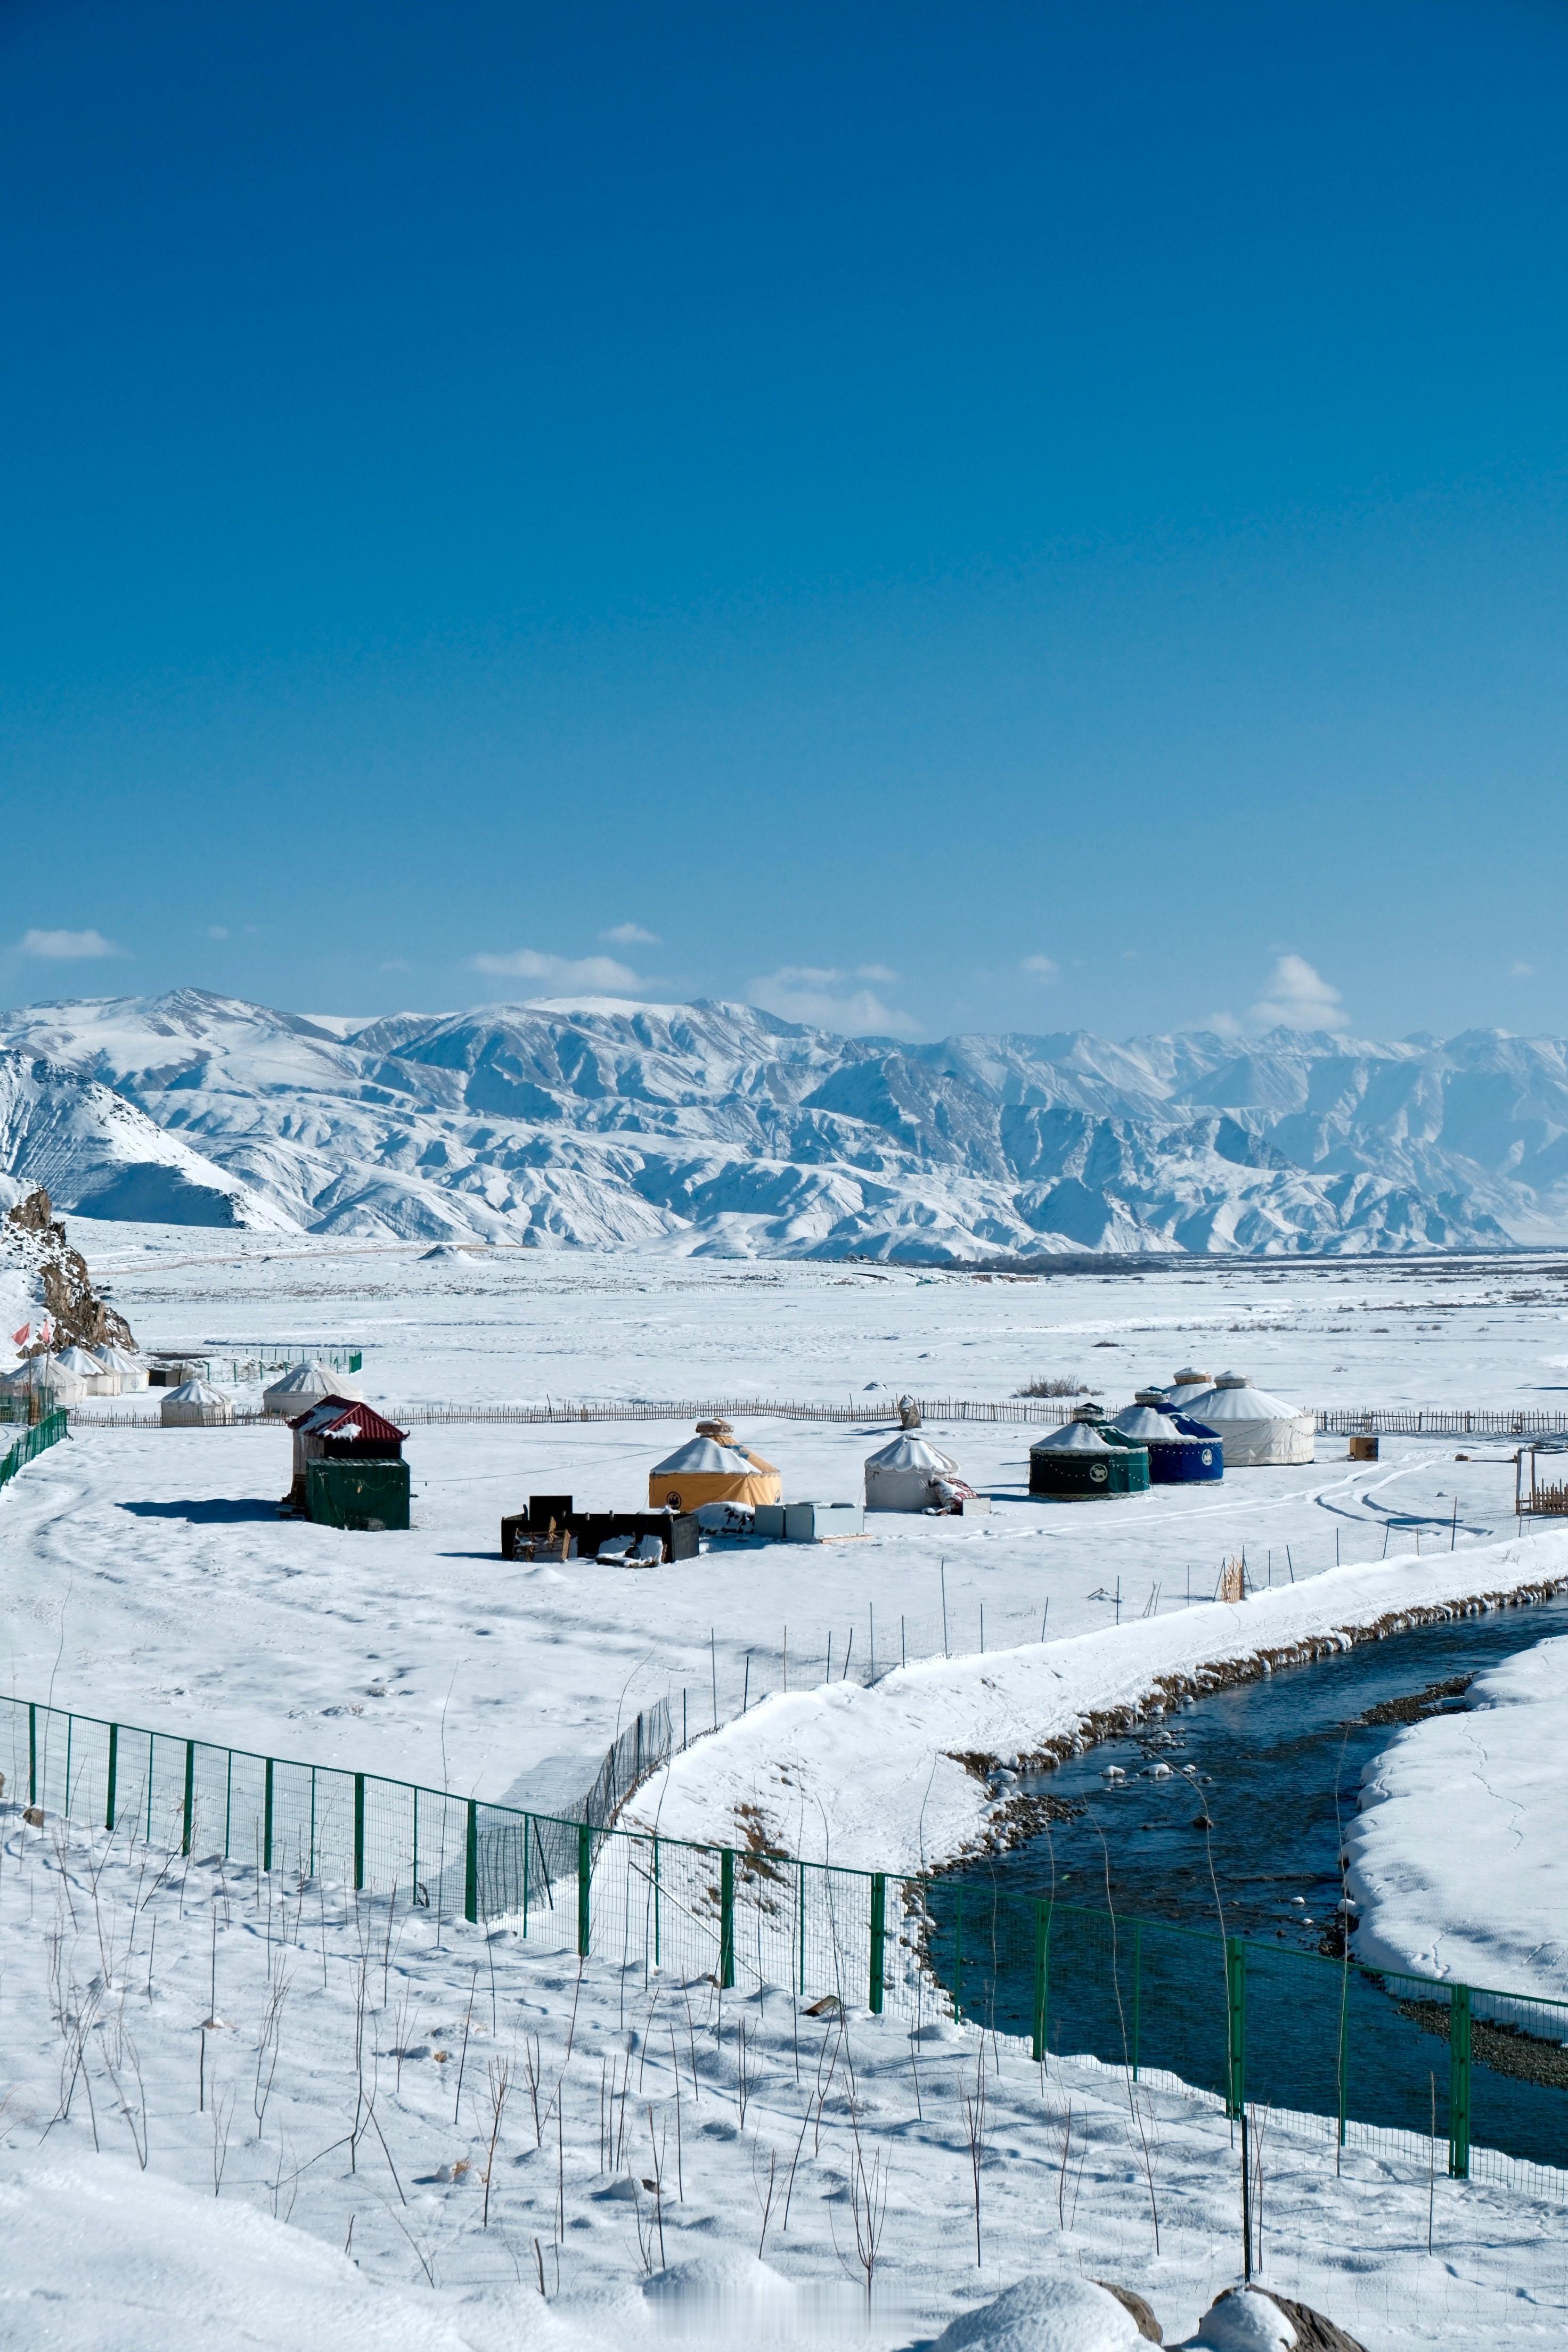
[6,1227,1568,2344]
[8,1234,1565,1808]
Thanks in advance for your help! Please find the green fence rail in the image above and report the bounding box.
[0,1409,69,1489]
[1,1685,1563,2200]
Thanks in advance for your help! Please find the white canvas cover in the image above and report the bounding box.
[160,1378,235,1427]
[863,1431,963,1512]
[1165,1369,1216,1408]
[262,1360,363,1416]
[1177,1373,1314,1465]
[1028,1418,1116,1455]
[1109,1404,1194,1446]
[1,1357,84,1404]
[649,1435,758,1479]
[53,1345,118,1394]
[96,1345,150,1390]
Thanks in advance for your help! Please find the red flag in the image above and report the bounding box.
[11,1323,28,1347]
[38,1319,53,1346]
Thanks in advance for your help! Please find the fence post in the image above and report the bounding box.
[182,1739,195,1856]
[720,1847,736,1989]
[105,1722,118,1831]
[1132,1918,1142,2081]
[464,1798,479,1925]
[1031,1899,1050,2063]
[576,1822,591,1956]
[869,1873,886,2013]
[354,1773,365,1891]
[27,1701,36,1806]
[954,1885,964,2022]
[1448,1984,1472,2179]
[1225,1934,1246,2118]
[263,1757,274,1873]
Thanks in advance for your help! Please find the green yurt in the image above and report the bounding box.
[1028,1406,1150,1499]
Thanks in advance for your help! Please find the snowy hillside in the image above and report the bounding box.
[0,1048,288,1231]
[2,987,1566,1255]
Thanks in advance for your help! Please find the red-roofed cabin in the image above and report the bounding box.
[286,1395,409,1525]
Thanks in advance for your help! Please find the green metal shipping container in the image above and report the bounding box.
[306,1458,411,1531]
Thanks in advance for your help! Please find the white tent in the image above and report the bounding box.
[1,1357,84,1406]
[1164,1368,1215,1409]
[96,1345,149,1391]
[262,1360,363,1417]
[53,1345,117,1395]
[160,1377,235,1428]
[1177,1373,1314,1466]
[863,1432,969,1513]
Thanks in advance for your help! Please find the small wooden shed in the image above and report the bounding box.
[287,1395,409,1526]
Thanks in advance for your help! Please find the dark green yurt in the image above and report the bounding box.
[1028,1406,1150,1499]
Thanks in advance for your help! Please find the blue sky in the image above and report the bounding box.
[3,0,1567,1044]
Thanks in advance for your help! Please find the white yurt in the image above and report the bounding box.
[262,1360,364,1418]
[52,1345,117,1395]
[1164,1368,1215,1409]
[160,1377,235,1428]
[863,1432,971,1512]
[96,1345,149,1391]
[1177,1372,1314,1466]
[2,1355,84,1406]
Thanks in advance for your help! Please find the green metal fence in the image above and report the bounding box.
[0,1408,69,1488]
[1,1684,1563,2201]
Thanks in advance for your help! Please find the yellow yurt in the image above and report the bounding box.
[647,1422,781,1512]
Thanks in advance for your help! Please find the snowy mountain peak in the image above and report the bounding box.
[0,988,1560,1256]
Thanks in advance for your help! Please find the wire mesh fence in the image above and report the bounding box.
[2,1684,1564,2200]
[54,1391,1568,1442]
[0,1408,69,1487]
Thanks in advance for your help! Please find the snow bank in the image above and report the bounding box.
[628,1532,1568,1873]
[1348,1631,1568,2005]
[0,2149,477,2352]
[932,2273,1145,2351]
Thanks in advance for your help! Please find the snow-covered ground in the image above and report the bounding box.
[4,1235,1558,1810]
[1348,1634,1568,2009]
[5,1227,1568,2343]
[1,1806,1562,2352]
[626,1533,1568,1875]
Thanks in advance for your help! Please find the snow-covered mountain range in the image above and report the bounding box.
[2,988,1567,1256]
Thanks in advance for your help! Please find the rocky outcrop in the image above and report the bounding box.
[5,1188,135,1351]
[1182,2284,1367,2349]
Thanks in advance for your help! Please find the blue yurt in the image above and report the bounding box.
[1108,1402,1223,1485]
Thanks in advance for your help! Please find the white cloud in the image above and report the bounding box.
[1021,954,1058,981]
[469,946,643,992]
[1511,959,1534,977]
[1249,954,1349,1033]
[747,966,920,1036]
[1204,1010,1244,1038]
[208,925,230,941]
[13,927,120,960]
[601,922,660,946]
[855,963,899,983]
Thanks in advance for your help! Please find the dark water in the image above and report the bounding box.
[926,1598,1568,2173]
